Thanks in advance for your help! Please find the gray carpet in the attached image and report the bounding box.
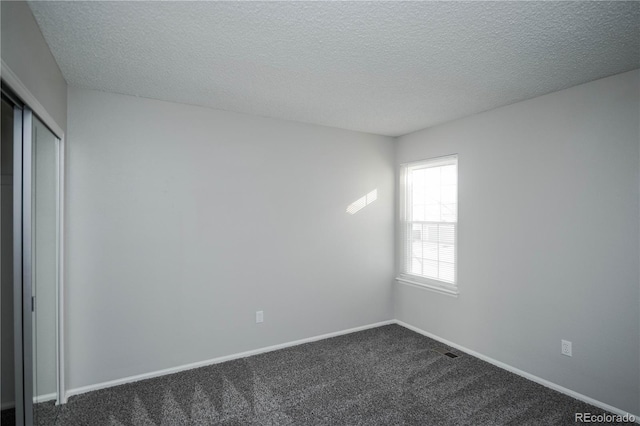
[1,408,15,426]
[32,325,630,425]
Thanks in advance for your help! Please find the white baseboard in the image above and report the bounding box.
[0,392,55,411]
[63,318,638,424]
[34,393,57,404]
[394,320,639,424]
[65,320,395,399]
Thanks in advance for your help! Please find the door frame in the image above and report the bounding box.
[2,60,66,426]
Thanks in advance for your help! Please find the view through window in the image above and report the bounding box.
[400,155,458,289]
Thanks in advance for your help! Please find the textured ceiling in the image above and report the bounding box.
[29,1,639,137]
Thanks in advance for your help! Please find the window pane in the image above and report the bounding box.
[439,244,455,263]
[412,184,425,204]
[424,167,440,186]
[423,259,438,278]
[441,204,457,222]
[426,224,438,243]
[402,156,457,285]
[424,204,440,222]
[441,185,456,204]
[411,168,426,184]
[422,241,438,261]
[411,223,423,259]
[424,186,441,206]
[439,224,455,245]
[439,261,455,283]
[412,204,425,221]
[441,164,457,185]
[411,258,422,275]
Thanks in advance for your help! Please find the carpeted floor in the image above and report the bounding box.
[1,408,15,426]
[30,325,628,425]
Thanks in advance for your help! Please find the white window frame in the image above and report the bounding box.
[397,154,459,296]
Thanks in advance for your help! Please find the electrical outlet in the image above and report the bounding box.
[256,310,264,324]
[561,340,572,357]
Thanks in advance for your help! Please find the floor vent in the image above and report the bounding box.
[434,347,460,358]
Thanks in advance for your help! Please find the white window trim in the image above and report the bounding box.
[396,154,459,297]
[396,276,459,297]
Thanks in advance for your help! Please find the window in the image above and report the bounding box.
[398,155,458,295]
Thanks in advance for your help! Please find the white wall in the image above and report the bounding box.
[395,70,640,415]
[1,0,67,132]
[65,87,394,390]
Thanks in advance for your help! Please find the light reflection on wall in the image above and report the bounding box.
[346,189,377,215]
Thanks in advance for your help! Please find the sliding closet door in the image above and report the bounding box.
[20,107,35,426]
[26,109,60,425]
[31,113,59,412]
[13,100,29,426]
[1,95,17,425]
[13,105,61,426]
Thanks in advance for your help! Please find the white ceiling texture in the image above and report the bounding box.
[29,1,639,136]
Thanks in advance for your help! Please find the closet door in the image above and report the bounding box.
[31,111,60,422]
[12,105,61,426]
[0,97,14,423]
[12,99,29,426]
[19,106,35,426]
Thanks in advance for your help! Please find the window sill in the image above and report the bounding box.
[395,277,459,297]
